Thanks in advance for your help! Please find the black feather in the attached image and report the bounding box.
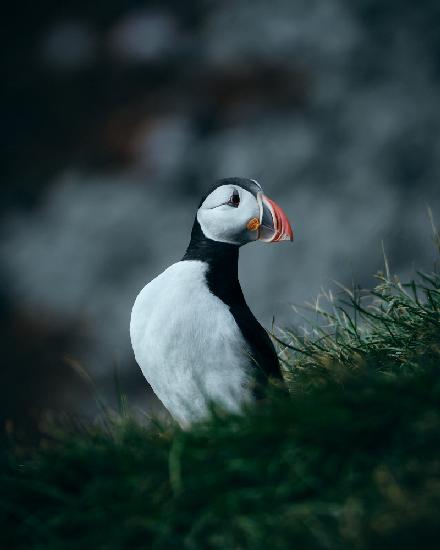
[183,214,281,383]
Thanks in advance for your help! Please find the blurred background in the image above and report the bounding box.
[2,0,440,436]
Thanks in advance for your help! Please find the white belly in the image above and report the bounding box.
[130,260,253,426]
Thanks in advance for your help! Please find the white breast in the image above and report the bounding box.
[130,260,253,426]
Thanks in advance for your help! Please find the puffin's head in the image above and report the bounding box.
[196,177,293,246]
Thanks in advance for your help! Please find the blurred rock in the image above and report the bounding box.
[109,10,180,63]
[42,21,98,70]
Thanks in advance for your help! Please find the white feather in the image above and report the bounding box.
[130,260,253,426]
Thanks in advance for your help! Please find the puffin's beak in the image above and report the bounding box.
[257,193,294,242]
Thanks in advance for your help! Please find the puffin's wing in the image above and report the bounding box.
[231,304,282,381]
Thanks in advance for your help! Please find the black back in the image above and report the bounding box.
[182,202,281,383]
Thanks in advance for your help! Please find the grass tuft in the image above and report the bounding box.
[1,247,440,549]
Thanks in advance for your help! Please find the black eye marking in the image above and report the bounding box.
[227,189,240,207]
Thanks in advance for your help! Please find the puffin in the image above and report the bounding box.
[130,178,293,427]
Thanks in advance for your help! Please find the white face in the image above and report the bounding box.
[197,184,260,246]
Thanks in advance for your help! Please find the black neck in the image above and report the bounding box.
[182,219,246,308]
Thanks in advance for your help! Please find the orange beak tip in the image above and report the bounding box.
[261,194,294,243]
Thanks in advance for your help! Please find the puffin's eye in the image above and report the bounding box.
[227,189,240,208]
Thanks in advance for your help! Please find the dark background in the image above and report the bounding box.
[2,0,440,435]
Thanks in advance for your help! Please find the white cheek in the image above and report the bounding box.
[197,199,259,245]
[197,208,239,244]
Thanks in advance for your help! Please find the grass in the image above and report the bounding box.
[2,239,440,549]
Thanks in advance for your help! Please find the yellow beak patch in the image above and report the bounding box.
[247,217,261,231]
